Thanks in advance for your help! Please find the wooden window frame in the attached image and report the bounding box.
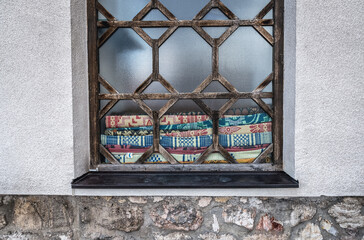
[73,0,298,188]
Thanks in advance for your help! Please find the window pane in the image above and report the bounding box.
[99,28,152,93]
[98,0,150,21]
[220,27,273,92]
[222,0,271,19]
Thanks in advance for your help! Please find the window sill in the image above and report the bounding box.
[71,171,298,189]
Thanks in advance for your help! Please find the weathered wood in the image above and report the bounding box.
[194,1,212,20]
[158,26,178,47]
[217,24,239,47]
[218,75,238,93]
[98,163,281,172]
[192,25,214,46]
[99,99,118,119]
[152,40,159,79]
[212,111,219,149]
[152,111,160,152]
[99,144,120,165]
[98,26,117,48]
[156,1,177,21]
[255,0,274,19]
[158,74,178,93]
[158,98,178,117]
[132,98,153,118]
[219,97,238,118]
[252,97,274,118]
[133,1,152,21]
[193,75,213,93]
[99,92,273,100]
[88,0,100,168]
[212,41,219,79]
[96,2,116,21]
[192,99,213,117]
[253,25,274,46]
[134,75,153,94]
[132,27,153,47]
[98,19,274,28]
[98,75,118,94]
[253,144,273,163]
[159,145,179,164]
[134,146,154,164]
[273,0,284,165]
[254,73,273,92]
[218,144,239,164]
[217,0,238,20]
[193,145,214,164]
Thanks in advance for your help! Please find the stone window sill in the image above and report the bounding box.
[71,171,299,189]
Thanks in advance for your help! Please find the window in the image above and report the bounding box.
[72,0,298,188]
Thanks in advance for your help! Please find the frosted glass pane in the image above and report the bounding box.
[159,28,211,92]
[220,27,273,92]
[143,9,168,21]
[159,0,209,20]
[202,27,229,39]
[98,0,149,20]
[203,9,228,20]
[99,28,152,93]
[222,0,271,19]
[142,28,169,39]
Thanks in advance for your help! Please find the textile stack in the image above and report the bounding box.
[101,107,272,164]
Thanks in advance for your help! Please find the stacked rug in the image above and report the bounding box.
[101,108,272,164]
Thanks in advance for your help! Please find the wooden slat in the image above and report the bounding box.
[219,97,238,118]
[217,0,238,20]
[133,1,152,21]
[134,147,154,164]
[158,26,178,47]
[217,24,239,47]
[218,75,238,93]
[98,75,118,94]
[159,98,178,117]
[256,0,274,19]
[88,0,100,168]
[159,145,179,164]
[156,1,177,21]
[96,2,116,21]
[218,144,238,164]
[254,73,273,92]
[194,1,212,20]
[99,92,274,100]
[192,25,214,46]
[99,100,118,119]
[192,99,213,117]
[133,98,153,118]
[98,19,274,28]
[253,144,273,163]
[212,111,219,149]
[158,74,178,93]
[98,26,117,48]
[152,111,160,152]
[212,41,219,79]
[273,0,284,165]
[193,75,213,93]
[252,97,274,118]
[152,40,159,79]
[134,75,153,94]
[193,145,214,164]
[99,144,120,165]
[132,27,153,47]
[253,25,274,46]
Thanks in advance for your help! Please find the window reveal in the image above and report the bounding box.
[88,0,283,170]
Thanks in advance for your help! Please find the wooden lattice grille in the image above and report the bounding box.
[88,0,284,169]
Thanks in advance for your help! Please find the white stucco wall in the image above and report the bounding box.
[0,0,363,196]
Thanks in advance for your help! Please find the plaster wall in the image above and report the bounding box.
[0,0,363,196]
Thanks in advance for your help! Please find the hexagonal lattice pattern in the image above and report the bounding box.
[94,0,279,165]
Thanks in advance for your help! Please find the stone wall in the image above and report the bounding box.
[0,196,363,240]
